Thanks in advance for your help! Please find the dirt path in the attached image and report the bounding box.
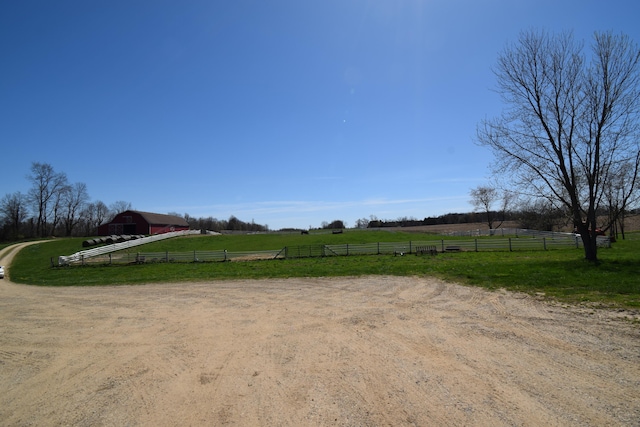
[1,244,639,426]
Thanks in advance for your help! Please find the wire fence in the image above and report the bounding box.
[58,232,611,266]
[284,235,588,259]
[73,249,284,265]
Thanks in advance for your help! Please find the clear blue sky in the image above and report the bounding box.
[2,1,639,230]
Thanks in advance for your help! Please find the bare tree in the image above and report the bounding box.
[354,217,370,229]
[0,192,28,239]
[50,183,70,236]
[515,197,569,231]
[80,200,110,236]
[604,161,640,240]
[477,30,640,261]
[469,186,513,230]
[27,162,69,237]
[109,200,133,216]
[62,182,90,236]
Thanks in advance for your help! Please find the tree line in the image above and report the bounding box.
[0,162,128,241]
[179,214,268,233]
[0,162,268,242]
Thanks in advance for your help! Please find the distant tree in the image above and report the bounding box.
[477,30,640,261]
[27,162,68,237]
[0,192,28,240]
[354,217,370,229]
[604,162,640,240]
[323,220,345,229]
[94,201,110,229]
[183,213,203,231]
[61,182,89,236]
[196,216,218,231]
[50,182,69,235]
[109,200,132,215]
[469,186,498,228]
[227,215,241,230]
[80,200,110,235]
[469,186,514,230]
[516,198,568,231]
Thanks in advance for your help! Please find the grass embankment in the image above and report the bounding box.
[8,230,640,308]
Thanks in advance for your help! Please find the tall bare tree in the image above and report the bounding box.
[477,30,640,261]
[50,183,70,236]
[27,162,69,237]
[62,182,90,236]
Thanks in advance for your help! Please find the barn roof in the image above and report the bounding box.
[126,210,189,227]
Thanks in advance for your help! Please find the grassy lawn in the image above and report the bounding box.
[7,230,640,308]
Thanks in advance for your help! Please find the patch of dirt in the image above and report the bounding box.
[385,221,522,234]
[384,215,640,235]
[1,243,639,426]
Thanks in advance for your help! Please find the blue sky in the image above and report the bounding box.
[2,1,639,230]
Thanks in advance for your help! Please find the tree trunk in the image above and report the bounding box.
[582,235,598,262]
[577,223,598,262]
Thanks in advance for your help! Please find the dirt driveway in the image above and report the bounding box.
[1,243,639,426]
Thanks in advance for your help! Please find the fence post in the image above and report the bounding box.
[475,239,478,252]
[509,237,512,252]
[165,251,169,262]
[441,240,445,253]
[543,237,547,251]
[377,242,380,255]
[109,253,112,264]
[409,241,412,254]
[194,250,197,262]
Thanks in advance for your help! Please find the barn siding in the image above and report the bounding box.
[97,210,189,236]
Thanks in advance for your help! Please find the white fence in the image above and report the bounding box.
[57,229,611,266]
[58,230,201,265]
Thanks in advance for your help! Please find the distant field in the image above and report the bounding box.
[387,217,640,234]
[381,221,522,234]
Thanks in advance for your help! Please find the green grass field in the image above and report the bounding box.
[7,230,640,309]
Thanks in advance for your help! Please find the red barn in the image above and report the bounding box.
[97,210,189,236]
